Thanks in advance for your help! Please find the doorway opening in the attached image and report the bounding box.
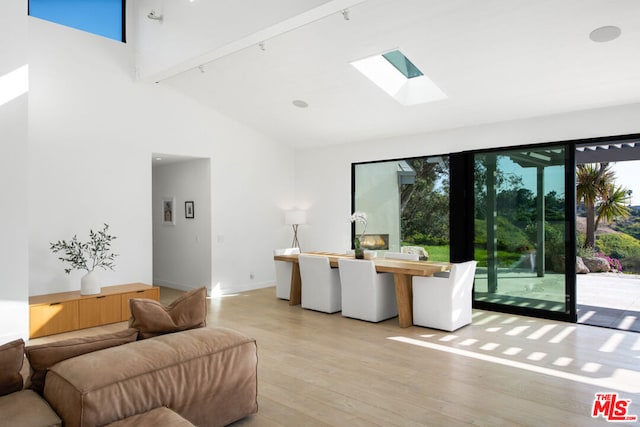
[575,140,640,332]
[152,153,212,294]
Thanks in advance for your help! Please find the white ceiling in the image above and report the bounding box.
[142,0,640,149]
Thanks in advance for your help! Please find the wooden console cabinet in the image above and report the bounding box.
[29,283,160,338]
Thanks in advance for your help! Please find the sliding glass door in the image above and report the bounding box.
[472,145,576,321]
[351,144,576,322]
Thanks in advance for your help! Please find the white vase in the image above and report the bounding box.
[80,270,101,295]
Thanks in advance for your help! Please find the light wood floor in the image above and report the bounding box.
[29,287,640,426]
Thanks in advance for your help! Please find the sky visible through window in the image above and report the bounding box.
[611,161,640,206]
[499,156,565,199]
[499,157,639,206]
[29,0,124,42]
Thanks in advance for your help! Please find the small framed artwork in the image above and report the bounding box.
[185,201,195,219]
[162,197,175,225]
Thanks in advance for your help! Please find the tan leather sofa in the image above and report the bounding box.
[2,327,258,427]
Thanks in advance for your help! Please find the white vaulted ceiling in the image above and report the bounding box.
[134,0,640,149]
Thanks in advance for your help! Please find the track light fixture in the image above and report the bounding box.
[342,9,350,21]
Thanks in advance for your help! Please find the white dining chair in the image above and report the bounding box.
[299,254,341,313]
[384,251,419,261]
[412,260,478,331]
[338,258,397,322]
[273,247,300,300]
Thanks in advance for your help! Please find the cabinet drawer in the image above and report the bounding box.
[78,294,122,329]
[120,288,160,321]
[30,300,79,339]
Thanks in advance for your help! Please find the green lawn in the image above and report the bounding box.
[403,243,523,267]
[402,244,450,262]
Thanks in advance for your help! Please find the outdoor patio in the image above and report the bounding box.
[577,272,640,332]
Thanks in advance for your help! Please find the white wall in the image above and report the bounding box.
[295,102,640,254]
[0,0,29,341]
[27,13,295,298]
[152,159,212,292]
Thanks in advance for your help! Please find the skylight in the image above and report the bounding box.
[29,0,125,42]
[351,50,446,106]
[382,50,423,79]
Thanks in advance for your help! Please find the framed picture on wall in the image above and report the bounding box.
[162,197,175,225]
[185,201,195,219]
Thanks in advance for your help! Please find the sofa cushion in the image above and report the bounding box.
[0,338,24,396]
[104,407,195,427]
[45,327,258,427]
[129,287,207,339]
[25,328,138,395]
[0,389,62,427]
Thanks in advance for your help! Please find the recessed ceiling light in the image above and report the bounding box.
[589,26,621,43]
[292,100,308,108]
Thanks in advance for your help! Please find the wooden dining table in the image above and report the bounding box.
[273,251,451,328]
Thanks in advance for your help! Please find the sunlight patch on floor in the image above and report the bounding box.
[548,326,575,343]
[527,352,546,361]
[578,310,596,323]
[480,342,500,351]
[473,314,501,325]
[599,333,626,353]
[582,362,602,373]
[553,357,573,367]
[527,324,556,340]
[387,336,640,394]
[506,325,530,336]
[503,347,522,356]
[619,316,637,330]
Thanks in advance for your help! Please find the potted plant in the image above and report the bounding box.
[50,223,118,295]
[349,212,368,259]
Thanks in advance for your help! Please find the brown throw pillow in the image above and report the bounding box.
[129,286,207,339]
[0,339,25,396]
[25,328,138,395]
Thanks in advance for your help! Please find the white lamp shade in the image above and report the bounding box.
[285,210,307,225]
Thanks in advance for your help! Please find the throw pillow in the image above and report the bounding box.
[25,328,138,395]
[129,286,207,339]
[0,339,25,396]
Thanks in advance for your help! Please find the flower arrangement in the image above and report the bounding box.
[50,224,118,274]
[349,212,368,252]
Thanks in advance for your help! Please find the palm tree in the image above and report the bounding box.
[596,184,631,230]
[576,162,630,248]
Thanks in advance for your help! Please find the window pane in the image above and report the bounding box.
[353,156,450,261]
[382,50,424,79]
[29,0,124,42]
[473,146,567,313]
